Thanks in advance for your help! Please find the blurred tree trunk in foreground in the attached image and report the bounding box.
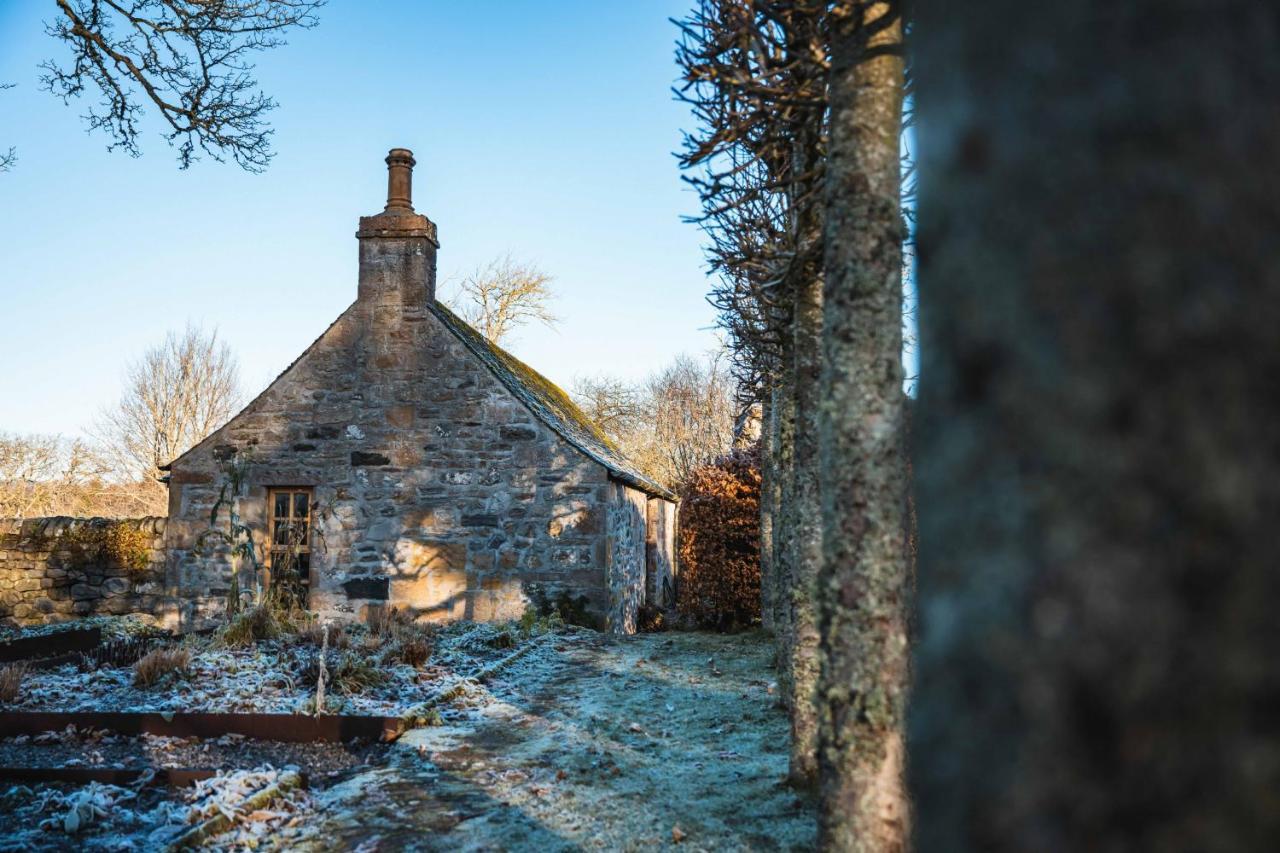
[816,1,909,849]
[911,1,1280,849]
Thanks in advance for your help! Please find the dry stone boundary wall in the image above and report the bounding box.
[0,517,169,628]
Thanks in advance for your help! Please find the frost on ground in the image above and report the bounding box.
[7,618,530,716]
[284,630,816,851]
[1,624,815,851]
[0,765,311,851]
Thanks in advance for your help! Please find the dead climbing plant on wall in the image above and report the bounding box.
[196,453,259,617]
[63,521,153,575]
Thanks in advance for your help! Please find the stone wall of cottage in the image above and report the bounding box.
[606,484,650,634]
[0,517,170,627]
[165,302,637,631]
[646,498,678,609]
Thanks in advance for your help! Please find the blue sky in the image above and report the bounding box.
[0,0,723,437]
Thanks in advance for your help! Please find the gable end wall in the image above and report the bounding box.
[165,303,638,631]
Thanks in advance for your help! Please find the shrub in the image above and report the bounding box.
[676,444,761,629]
[0,664,26,704]
[63,520,153,575]
[518,606,566,637]
[133,647,190,688]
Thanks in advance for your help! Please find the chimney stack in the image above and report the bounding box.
[356,148,439,307]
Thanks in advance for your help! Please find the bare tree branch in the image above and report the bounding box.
[0,432,159,518]
[446,255,559,346]
[40,0,323,171]
[0,82,15,172]
[95,324,243,491]
[573,350,737,490]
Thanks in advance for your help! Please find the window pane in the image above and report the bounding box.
[274,493,290,518]
[273,522,291,546]
[294,492,309,519]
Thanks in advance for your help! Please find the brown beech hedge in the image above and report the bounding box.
[677,444,761,629]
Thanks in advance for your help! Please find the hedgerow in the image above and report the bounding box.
[677,444,761,629]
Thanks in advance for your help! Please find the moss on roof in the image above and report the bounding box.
[430,302,676,501]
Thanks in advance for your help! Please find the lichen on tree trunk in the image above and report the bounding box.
[759,387,777,634]
[773,348,798,703]
[788,136,826,788]
[816,2,909,850]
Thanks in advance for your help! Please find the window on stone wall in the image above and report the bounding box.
[267,487,312,606]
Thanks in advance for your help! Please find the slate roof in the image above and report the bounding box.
[429,302,677,501]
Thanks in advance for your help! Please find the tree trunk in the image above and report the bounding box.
[910,1,1280,849]
[759,384,777,634]
[816,2,908,850]
[773,345,797,701]
[788,139,826,787]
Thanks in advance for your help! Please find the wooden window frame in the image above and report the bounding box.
[266,487,313,602]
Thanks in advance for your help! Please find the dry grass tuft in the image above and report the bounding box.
[330,652,388,695]
[0,663,27,704]
[133,647,191,688]
[368,605,418,638]
[385,635,432,668]
[298,620,350,650]
[221,601,305,648]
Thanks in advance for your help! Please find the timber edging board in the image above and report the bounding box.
[0,712,405,743]
[0,628,103,663]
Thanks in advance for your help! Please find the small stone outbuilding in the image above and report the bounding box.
[162,149,677,633]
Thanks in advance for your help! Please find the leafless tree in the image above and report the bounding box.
[573,351,736,491]
[0,433,65,518]
[37,0,323,171]
[0,432,158,518]
[571,374,643,438]
[447,255,558,346]
[96,324,243,498]
[641,353,737,488]
[676,0,832,788]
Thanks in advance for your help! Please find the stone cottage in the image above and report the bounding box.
[161,149,677,633]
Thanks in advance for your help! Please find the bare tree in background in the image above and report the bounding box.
[0,433,157,518]
[643,353,737,488]
[29,0,323,172]
[571,374,643,438]
[0,433,67,518]
[573,351,736,491]
[448,255,558,346]
[97,325,243,504]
